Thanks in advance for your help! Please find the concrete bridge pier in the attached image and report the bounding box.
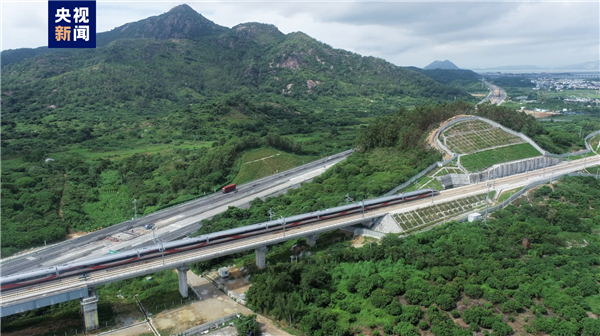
[306,234,319,247]
[177,265,190,298]
[81,287,99,331]
[255,246,268,269]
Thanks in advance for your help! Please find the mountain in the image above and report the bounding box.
[1,4,476,159]
[474,65,544,71]
[554,61,598,71]
[0,47,58,68]
[1,4,228,67]
[410,67,480,84]
[423,60,460,70]
[96,4,228,47]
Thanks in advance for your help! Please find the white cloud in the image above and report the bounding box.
[1,1,598,69]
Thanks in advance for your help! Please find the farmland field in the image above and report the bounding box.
[441,120,526,154]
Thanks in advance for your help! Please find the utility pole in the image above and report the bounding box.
[132,199,137,220]
[281,216,286,237]
[269,208,275,221]
[484,182,491,225]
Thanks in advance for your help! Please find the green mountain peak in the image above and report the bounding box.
[96,4,228,47]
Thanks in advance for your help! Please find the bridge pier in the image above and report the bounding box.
[306,234,319,247]
[255,246,268,269]
[81,287,99,331]
[177,265,190,298]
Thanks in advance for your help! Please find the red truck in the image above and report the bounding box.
[222,184,236,193]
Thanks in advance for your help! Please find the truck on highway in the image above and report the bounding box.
[222,184,236,193]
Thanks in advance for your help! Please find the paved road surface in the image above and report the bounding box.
[479,80,507,105]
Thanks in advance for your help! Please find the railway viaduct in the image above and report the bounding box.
[0,210,384,330]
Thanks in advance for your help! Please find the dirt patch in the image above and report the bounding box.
[351,235,366,248]
[523,110,560,118]
[154,306,205,331]
[425,114,472,159]
[66,228,87,240]
[186,272,292,336]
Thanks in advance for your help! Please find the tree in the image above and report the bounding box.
[435,293,456,311]
[464,284,483,299]
[370,289,392,308]
[236,314,260,336]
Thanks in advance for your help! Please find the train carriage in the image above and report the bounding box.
[1,189,437,290]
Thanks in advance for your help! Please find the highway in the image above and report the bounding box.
[479,80,507,105]
[2,154,597,312]
[0,150,353,276]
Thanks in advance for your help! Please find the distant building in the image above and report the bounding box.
[45,158,55,163]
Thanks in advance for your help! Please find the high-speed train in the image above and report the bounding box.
[0,189,437,290]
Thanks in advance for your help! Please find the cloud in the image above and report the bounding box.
[1,1,598,69]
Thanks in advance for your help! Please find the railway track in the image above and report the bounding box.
[2,155,598,311]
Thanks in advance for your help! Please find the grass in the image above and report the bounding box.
[497,187,523,203]
[585,295,600,315]
[460,143,542,172]
[82,185,133,230]
[589,134,600,153]
[232,147,317,185]
[62,142,212,160]
[566,151,599,160]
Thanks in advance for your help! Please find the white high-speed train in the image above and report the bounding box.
[0,189,437,290]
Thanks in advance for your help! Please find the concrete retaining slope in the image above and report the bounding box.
[372,214,403,234]
[468,156,563,183]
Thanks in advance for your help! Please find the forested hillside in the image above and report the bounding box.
[245,176,600,335]
[1,5,474,159]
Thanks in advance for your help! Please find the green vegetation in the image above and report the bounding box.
[233,148,316,185]
[236,314,261,336]
[0,134,308,256]
[460,143,541,172]
[410,68,488,95]
[497,187,523,203]
[196,101,478,236]
[243,175,600,335]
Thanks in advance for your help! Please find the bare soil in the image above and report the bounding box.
[524,110,560,118]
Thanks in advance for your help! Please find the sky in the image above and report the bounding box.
[1,0,599,69]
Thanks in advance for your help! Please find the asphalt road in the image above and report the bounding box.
[0,149,353,276]
[480,80,507,105]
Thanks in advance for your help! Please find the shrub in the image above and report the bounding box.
[370,289,392,308]
[464,284,484,299]
[435,294,456,311]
